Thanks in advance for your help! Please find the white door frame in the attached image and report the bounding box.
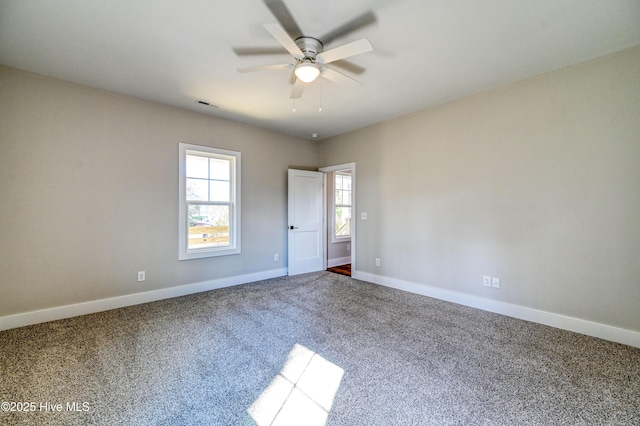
[319,162,356,274]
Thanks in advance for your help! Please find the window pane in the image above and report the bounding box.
[210,158,230,180]
[335,207,351,237]
[186,155,209,179]
[186,178,208,201]
[335,175,343,190]
[335,189,343,205]
[343,190,352,205]
[188,204,230,249]
[210,181,230,202]
[343,176,352,190]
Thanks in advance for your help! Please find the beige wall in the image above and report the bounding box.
[0,66,318,316]
[319,46,640,332]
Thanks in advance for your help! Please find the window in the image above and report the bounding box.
[178,143,241,260]
[333,172,352,241]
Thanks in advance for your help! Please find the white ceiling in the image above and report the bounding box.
[1,0,639,140]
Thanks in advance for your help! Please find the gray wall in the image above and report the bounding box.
[319,46,640,332]
[2,46,639,335]
[0,66,318,316]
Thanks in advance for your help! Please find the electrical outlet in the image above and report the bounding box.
[138,271,146,282]
[483,275,492,287]
[375,258,381,267]
[492,277,501,288]
[274,253,279,262]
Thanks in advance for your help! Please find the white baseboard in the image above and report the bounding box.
[353,271,640,349]
[5,268,638,349]
[0,268,287,331]
[328,257,351,268]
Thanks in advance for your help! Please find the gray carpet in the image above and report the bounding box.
[1,272,638,425]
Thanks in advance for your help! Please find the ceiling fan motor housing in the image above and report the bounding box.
[295,37,323,62]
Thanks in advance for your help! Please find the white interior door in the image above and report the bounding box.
[288,169,324,276]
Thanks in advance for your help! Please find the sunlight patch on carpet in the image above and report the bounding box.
[248,344,344,426]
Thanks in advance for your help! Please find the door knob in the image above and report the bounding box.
[289,226,299,230]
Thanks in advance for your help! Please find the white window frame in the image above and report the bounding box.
[332,171,352,243]
[178,143,241,260]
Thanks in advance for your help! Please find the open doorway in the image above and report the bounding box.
[320,163,355,277]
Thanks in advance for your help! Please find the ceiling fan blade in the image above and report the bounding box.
[233,46,287,56]
[264,0,303,39]
[290,78,305,99]
[320,66,362,85]
[237,63,292,73]
[264,23,304,59]
[319,11,377,45]
[332,59,366,75]
[316,38,373,64]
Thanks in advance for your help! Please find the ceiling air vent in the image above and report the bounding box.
[196,100,223,109]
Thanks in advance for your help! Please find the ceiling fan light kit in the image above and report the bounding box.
[294,62,320,83]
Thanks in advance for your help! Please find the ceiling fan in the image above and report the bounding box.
[234,0,376,99]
